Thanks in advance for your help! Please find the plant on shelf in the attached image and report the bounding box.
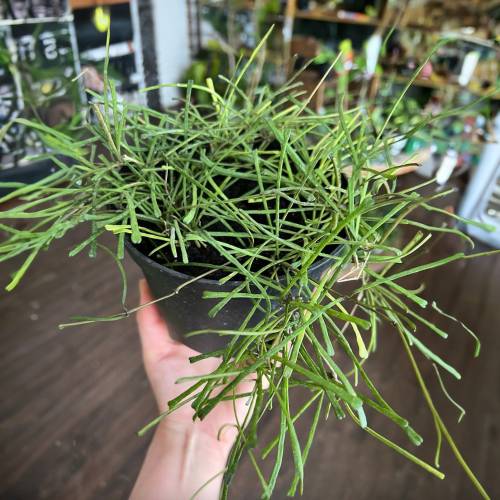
[183,40,232,105]
[0,30,496,499]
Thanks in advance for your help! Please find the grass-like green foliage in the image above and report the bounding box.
[0,30,497,499]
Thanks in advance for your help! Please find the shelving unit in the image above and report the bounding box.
[294,9,379,27]
[71,0,145,104]
[195,1,498,98]
[0,0,146,181]
[0,15,74,26]
[289,1,498,105]
[70,0,129,8]
[193,0,498,187]
[388,74,499,101]
[294,7,497,42]
[0,1,84,173]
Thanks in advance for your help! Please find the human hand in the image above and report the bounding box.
[130,279,253,500]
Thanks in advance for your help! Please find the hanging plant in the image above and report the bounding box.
[0,29,496,499]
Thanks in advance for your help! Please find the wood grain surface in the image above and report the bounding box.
[1,198,499,499]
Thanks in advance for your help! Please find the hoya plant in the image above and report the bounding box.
[0,31,496,499]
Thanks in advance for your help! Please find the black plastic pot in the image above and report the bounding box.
[126,239,343,353]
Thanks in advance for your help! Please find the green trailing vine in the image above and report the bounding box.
[0,27,497,499]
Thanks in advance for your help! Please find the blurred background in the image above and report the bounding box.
[0,1,499,499]
[1,0,500,241]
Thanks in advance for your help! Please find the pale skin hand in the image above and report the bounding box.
[130,280,253,500]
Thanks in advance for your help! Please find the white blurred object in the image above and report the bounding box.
[458,51,480,87]
[365,33,382,78]
[151,0,190,107]
[390,135,407,156]
[435,149,458,185]
[459,113,500,247]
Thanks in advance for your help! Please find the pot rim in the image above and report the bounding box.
[125,237,343,286]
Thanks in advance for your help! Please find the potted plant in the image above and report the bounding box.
[0,32,496,499]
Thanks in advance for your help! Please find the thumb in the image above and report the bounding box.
[136,279,177,366]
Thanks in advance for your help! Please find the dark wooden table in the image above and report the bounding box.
[1,221,499,499]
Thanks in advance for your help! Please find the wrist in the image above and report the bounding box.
[156,418,233,464]
[131,419,231,500]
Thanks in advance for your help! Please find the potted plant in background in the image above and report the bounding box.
[0,31,496,499]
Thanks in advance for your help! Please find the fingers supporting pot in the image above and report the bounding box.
[137,279,180,366]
